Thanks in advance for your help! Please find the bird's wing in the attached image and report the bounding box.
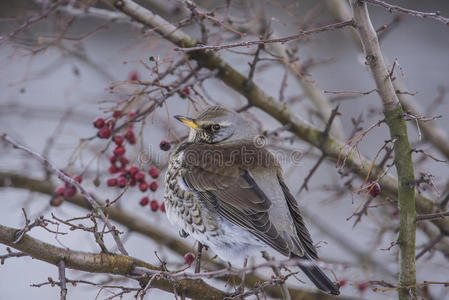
[181,143,291,256]
[277,174,318,259]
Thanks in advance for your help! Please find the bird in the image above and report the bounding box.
[164,105,340,295]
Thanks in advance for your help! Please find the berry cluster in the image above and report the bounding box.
[52,175,82,206]
[53,109,171,213]
[106,162,163,211]
[94,110,167,212]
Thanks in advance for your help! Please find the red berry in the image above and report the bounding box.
[63,185,77,198]
[160,202,166,213]
[338,279,347,287]
[98,125,111,139]
[129,177,137,186]
[117,177,127,188]
[55,186,65,196]
[139,182,148,192]
[93,118,105,129]
[369,182,381,197]
[184,252,195,265]
[109,165,119,174]
[181,87,190,97]
[159,140,171,151]
[150,200,159,211]
[125,129,135,140]
[149,181,158,192]
[127,135,136,145]
[113,135,125,145]
[114,146,126,157]
[128,70,139,81]
[128,166,139,177]
[50,196,64,207]
[128,111,137,119]
[148,167,159,179]
[109,155,117,164]
[112,110,122,119]
[74,175,82,183]
[128,135,137,145]
[135,171,145,182]
[107,178,118,187]
[120,157,129,166]
[140,197,149,206]
[358,282,368,292]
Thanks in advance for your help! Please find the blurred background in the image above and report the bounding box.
[1,0,448,299]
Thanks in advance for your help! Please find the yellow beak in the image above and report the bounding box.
[174,115,199,129]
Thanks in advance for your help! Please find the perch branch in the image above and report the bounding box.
[0,224,228,300]
[0,171,338,300]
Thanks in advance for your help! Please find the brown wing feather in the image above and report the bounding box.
[181,143,290,256]
[277,174,318,260]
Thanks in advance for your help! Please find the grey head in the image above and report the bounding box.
[174,106,257,144]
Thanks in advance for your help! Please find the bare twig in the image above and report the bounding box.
[174,20,353,52]
[416,211,449,222]
[58,260,67,300]
[362,0,449,25]
[195,242,203,274]
[0,248,28,264]
[416,234,444,260]
[1,134,128,256]
[296,105,340,196]
[1,0,67,43]
[262,251,291,300]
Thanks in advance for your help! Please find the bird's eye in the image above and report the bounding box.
[212,124,221,131]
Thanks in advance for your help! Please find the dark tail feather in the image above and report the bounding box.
[298,261,340,295]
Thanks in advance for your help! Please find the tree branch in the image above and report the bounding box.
[1,134,129,256]
[0,171,341,299]
[0,223,230,300]
[173,20,353,52]
[268,41,346,141]
[362,0,449,25]
[349,1,416,299]
[324,0,449,161]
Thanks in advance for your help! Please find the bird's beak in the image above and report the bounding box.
[174,115,199,129]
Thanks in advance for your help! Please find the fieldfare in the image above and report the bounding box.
[164,106,340,295]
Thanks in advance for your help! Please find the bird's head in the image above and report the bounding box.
[174,106,257,144]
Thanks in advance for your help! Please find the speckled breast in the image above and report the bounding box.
[164,150,207,235]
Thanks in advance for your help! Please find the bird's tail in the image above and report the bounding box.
[297,259,340,295]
